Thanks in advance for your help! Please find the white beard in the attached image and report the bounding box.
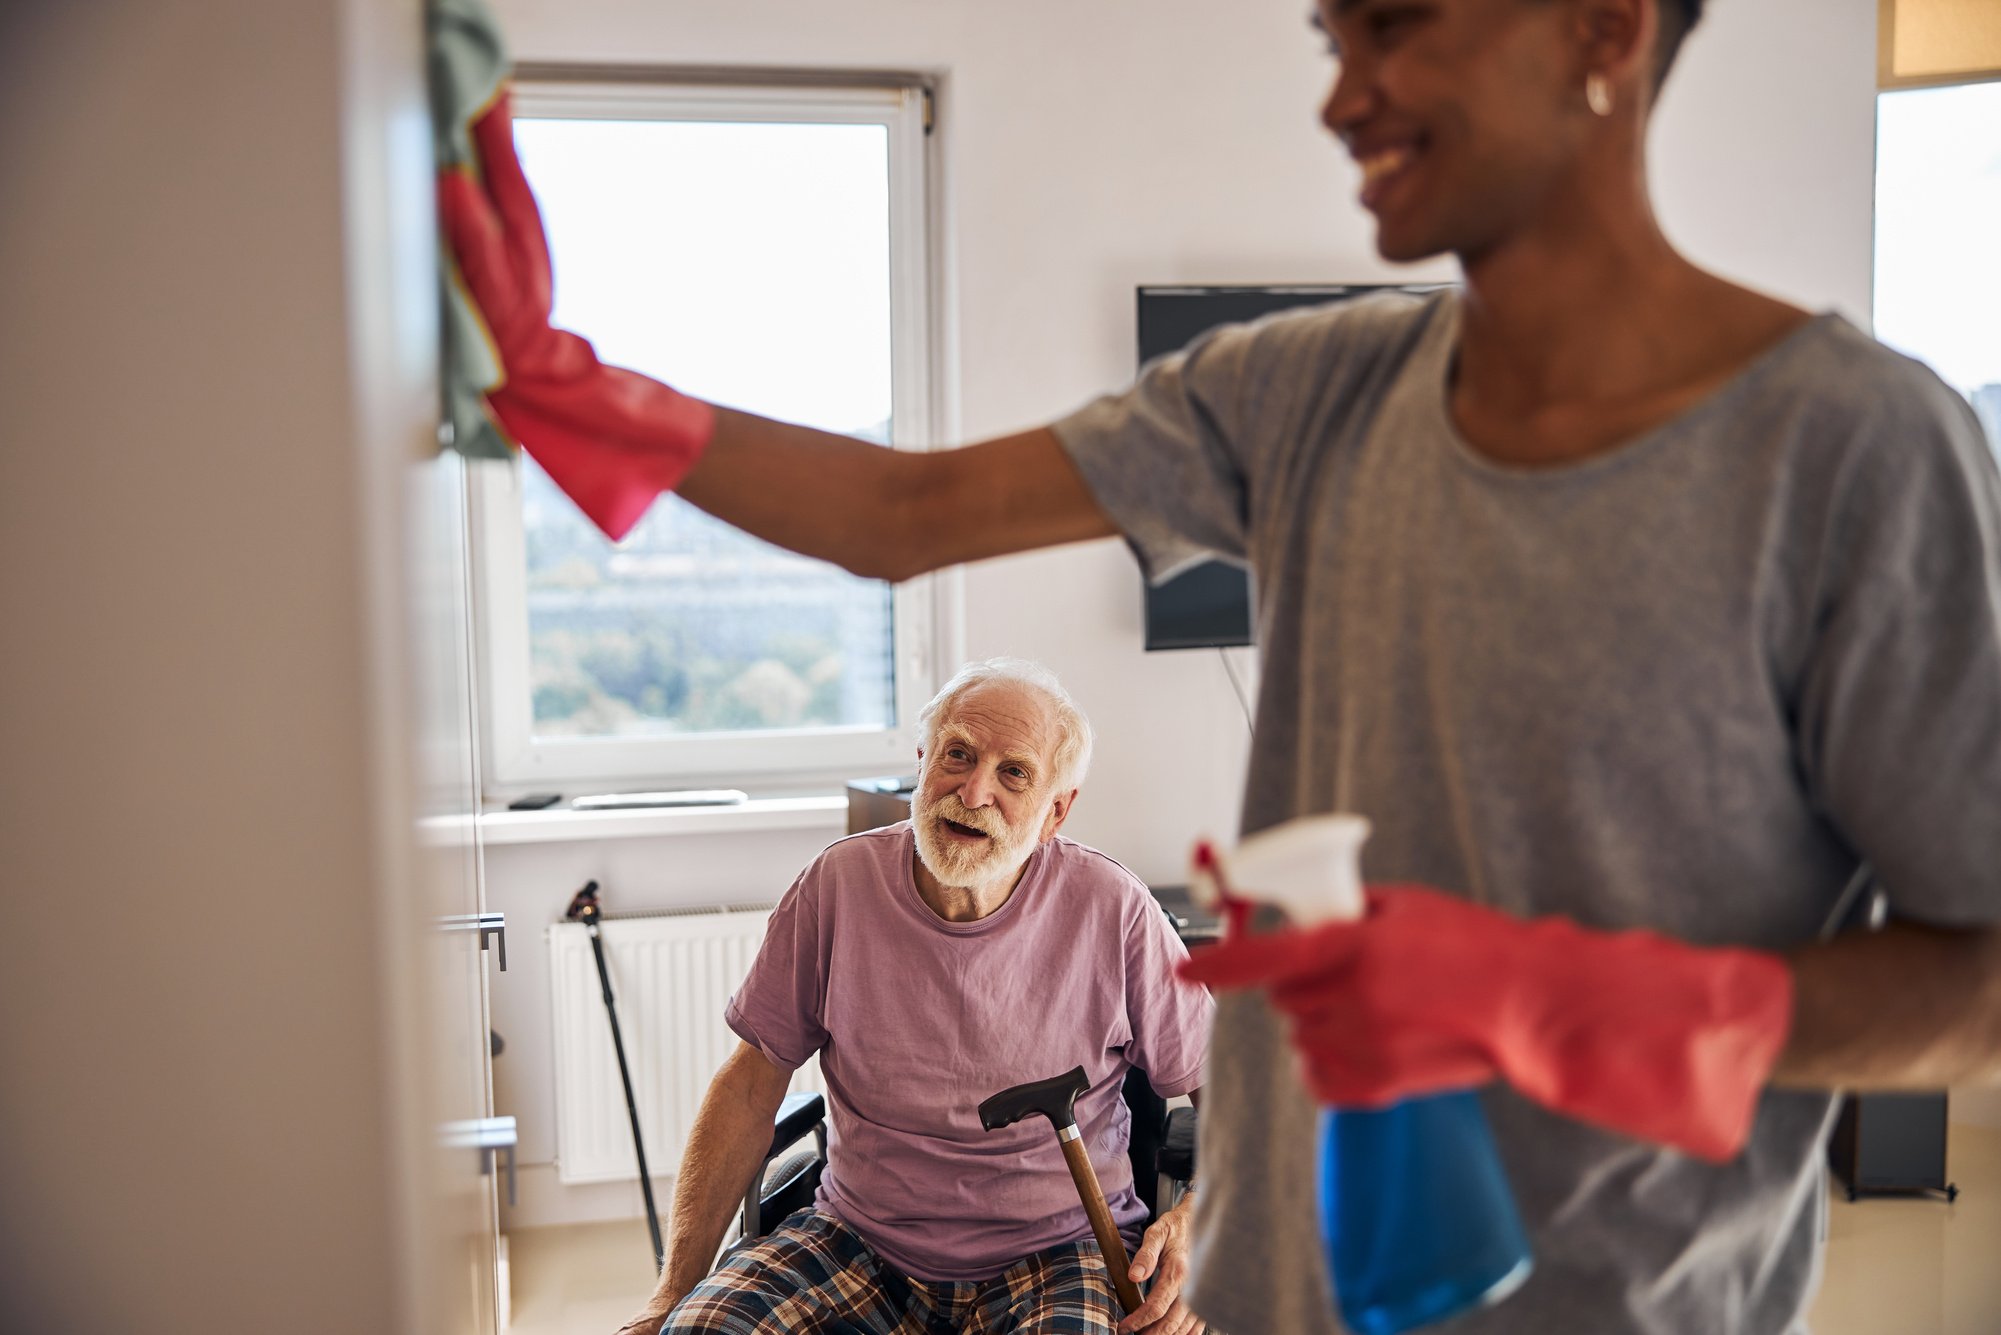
[912,793,1039,889]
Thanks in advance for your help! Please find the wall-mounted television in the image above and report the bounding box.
[1138,284,1450,651]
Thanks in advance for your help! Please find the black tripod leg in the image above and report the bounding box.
[588,924,666,1273]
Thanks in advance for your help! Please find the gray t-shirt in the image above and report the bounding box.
[1052,291,2001,1335]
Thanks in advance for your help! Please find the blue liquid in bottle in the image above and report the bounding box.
[1318,1091,1533,1335]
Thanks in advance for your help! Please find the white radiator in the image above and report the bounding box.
[548,907,825,1186]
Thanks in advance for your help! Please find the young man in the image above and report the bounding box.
[617,661,1212,1335]
[453,2,2001,1330]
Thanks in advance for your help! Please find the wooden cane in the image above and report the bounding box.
[1057,1123,1146,1313]
[978,1065,1147,1315]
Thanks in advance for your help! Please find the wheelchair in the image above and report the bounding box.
[736,895,1209,1247]
[739,1068,1198,1245]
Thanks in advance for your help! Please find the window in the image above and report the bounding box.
[469,78,943,794]
[1873,78,2001,454]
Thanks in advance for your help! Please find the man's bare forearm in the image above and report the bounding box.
[676,409,1117,582]
[638,1049,790,1317]
[1772,922,2001,1091]
[678,410,928,580]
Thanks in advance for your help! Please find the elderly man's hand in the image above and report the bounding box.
[611,1299,674,1335]
[1118,1193,1204,1335]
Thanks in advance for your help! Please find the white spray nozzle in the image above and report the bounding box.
[1190,814,1372,928]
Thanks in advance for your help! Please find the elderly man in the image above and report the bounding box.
[616,659,1213,1335]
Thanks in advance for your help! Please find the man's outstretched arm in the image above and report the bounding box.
[614,1041,794,1335]
[1775,921,2001,1091]
[1183,888,2001,1163]
[440,94,1123,566]
[679,410,1120,582]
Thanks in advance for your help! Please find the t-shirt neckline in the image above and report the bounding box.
[895,822,1048,936]
[1418,295,1844,484]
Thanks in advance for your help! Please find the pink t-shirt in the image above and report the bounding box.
[724,821,1212,1282]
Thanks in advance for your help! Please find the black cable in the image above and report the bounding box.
[1217,648,1254,736]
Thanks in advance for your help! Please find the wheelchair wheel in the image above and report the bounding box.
[764,1149,819,1194]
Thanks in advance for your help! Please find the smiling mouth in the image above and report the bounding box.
[1357,142,1421,210]
[939,817,991,840]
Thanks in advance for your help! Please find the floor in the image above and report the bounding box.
[504,1126,2001,1335]
[1811,1124,2001,1335]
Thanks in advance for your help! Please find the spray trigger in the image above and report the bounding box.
[1188,815,1372,933]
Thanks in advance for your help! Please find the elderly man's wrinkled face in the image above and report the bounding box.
[913,682,1069,889]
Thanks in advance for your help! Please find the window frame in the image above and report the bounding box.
[468,74,948,797]
[1872,77,2001,433]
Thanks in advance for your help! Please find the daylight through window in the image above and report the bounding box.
[471,81,938,792]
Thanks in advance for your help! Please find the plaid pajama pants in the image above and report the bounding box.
[661,1209,1123,1335]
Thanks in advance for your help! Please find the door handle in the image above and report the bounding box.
[443,1115,518,1206]
[439,911,507,971]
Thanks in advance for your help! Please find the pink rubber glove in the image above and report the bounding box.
[438,90,716,541]
[1180,886,1794,1163]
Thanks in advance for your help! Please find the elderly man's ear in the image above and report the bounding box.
[1042,789,1079,840]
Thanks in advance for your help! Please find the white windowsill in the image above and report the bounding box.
[478,795,848,846]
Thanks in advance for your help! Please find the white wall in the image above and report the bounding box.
[487,818,843,1225]
[483,0,1885,1226]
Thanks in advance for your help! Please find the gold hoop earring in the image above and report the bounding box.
[1586,74,1614,117]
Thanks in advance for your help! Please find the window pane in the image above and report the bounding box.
[1874,82,2001,452]
[512,116,897,740]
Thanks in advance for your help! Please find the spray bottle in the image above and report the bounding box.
[1191,816,1533,1335]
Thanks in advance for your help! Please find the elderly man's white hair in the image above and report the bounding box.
[916,658,1095,792]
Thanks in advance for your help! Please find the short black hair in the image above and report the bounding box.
[1653,0,1704,88]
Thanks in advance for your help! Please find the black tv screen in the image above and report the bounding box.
[1138,284,1448,651]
